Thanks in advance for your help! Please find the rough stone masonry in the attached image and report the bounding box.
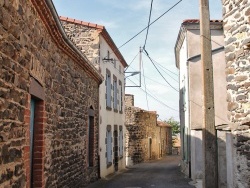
[222,0,250,187]
[0,0,102,187]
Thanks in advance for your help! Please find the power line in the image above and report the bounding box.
[143,49,179,92]
[143,0,154,49]
[124,51,140,72]
[142,59,149,110]
[119,0,183,49]
[149,57,179,76]
[127,77,178,112]
[145,53,179,83]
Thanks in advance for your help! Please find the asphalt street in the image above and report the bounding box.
[86,155,195,188]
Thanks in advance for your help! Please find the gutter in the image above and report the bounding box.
[44,0,103,84]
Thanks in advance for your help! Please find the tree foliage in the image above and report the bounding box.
[165,117,180,136]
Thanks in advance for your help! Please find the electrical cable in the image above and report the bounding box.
[145,54,179,83]
[119,0,183,49]
[127,65,174,87]
[127,77,179,112]
[149,57,178,76]
[143,49,179,92]
[143,0,154,49]
[141,59,149,110]
[124,51,140,72]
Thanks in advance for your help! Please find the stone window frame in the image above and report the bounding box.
[105,69,112,110]
[24,77,46,188]
[105,125,112,167]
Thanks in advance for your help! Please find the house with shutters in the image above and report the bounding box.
[60,17,128,178]
[0,0,103,187]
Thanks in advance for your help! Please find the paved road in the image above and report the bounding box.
[86,155,195,188]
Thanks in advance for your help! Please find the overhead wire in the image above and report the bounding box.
[127,77,178,112]
[118,0,183,49]
[141,58,149,110]
[143,0,154,49]
[146,54,179,83]
[143,49,179,92]
[149,57,178,76]
[124,51,140,72]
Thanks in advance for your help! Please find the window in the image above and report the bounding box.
[119,65,121,74]
[107,50,110,59]
[119,81,123,113]
[106,69,112,109]
[88,107,95,167]
[119,126,123,157]
[106,125,112,166]
[113,59,116,68]
[113,76,118,111]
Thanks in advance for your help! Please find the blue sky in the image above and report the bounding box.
[52,0,223,121]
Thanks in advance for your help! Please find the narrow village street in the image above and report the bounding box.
[86,155,195,188]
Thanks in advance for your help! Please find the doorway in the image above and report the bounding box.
[149,137,152,159]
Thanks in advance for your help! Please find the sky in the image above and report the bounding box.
[52,0,223,121]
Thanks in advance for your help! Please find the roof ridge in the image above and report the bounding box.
[59,16,104,29]
[183,19,223,23]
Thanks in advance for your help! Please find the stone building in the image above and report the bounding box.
[60,17,128,178]
[222,1,250,187]
[174,19,229,186]
[0,0,102,187]
[125,94,172,166]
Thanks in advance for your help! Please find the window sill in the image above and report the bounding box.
[119,111,123,114]
[106,106,112,111]
[107,162,112,168]
[114,109,118,113]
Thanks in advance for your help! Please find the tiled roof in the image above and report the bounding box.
[157,121,171,127]
[59,16,128,68]
[60,16,104,30]
[183,19,222,23]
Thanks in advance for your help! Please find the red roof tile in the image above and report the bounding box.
[183,19,222,24]
[59,16,127,68]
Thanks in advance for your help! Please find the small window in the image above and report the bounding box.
[114,59,116,68]
[107,50,110,59]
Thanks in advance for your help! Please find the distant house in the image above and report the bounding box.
[222,1,250,187]
[125,94,171,166]
[174,20,229,185]
[60,17,128,178]
[157,121,172,155]
[0,0,102,187]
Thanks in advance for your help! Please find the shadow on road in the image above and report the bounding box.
[86,155,195,188]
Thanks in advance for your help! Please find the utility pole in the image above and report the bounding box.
[199,0,218,188]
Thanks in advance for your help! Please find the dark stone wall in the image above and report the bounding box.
[0,0,100,187]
